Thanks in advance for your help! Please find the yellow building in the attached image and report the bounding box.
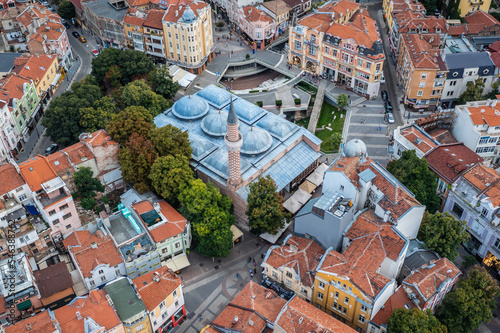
[383,0,426,30]
[258,0,292,34]
[134,267,185,332]
[458,0,491,17]
[124,10,146,52]
[313,211,407,333]
[163,2,215,74]
[12,54,60,101]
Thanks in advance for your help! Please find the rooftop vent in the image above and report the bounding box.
[90,242,97,249]
[299,317,304,324]
[76,311,82,320]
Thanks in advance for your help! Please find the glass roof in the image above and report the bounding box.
[201,110,228,137]
[224,98,267,125]
[195,85,233,109]
[256,114,297,141]
[240,126,273,155]
[202,148,251,180]
[172,95,209,120]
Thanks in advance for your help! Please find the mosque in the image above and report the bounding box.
[154,85,322,225]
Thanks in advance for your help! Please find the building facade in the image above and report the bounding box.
[458,0,492,17]
[238,5,276,51]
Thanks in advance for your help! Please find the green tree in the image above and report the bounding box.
[74,167,105,198]
[105,65,123,88]
[150,124,192,158]
[57,0,75,20]
[178,179,234,257]
[215,21,224,30]
[387,150,441,213]
[117,79,171,116]
[43,78,102,145]
[437,266,500,333]
[106,105,154,146]
[148,67,180,99]
[418,212,470,260]
[336,94,349,112]
[246,175,290,235]
[79,97,119,133]
[327,132,343,151]
[91,48,155,86]
[119,133,158,193]
[388,308,447,333]
[149,155,194,206]
[457,78,486,104]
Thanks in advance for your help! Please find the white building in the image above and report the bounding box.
[392,124,439,159]
[451,99,500,165]
[0,102,20,163]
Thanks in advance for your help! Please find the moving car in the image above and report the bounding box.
[386,112,395,124]
[78,36,86,43]
[72,31,80,38]
[92,49,99,57]
[45,144,59,156]
[63,22,70,29]
[381,90,388,102]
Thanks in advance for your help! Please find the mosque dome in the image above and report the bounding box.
[172,95,209,120]
[201,110,228,137]
[343,139,367,157]
[241,127,273,155]
[182,6,197,24]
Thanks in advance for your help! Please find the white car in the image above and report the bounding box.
[386,112,395,124]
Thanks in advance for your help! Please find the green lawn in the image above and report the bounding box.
[296,117,310,128]
[315,103,345,152]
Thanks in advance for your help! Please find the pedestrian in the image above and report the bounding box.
[253,258,255,263]
[253,262,256,266]
[199,314,203,321]
[249,269,252,274]
[251,273,254,278]
[236,273,239,278]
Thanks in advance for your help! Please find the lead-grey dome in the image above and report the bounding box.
[172,95,209,120]
[241,127,272,155]
[343,139,367,157]
[201,110,228,137]
[182,6,197,24]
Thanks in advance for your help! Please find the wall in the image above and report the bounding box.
[40,287,75,307]
[395,205,425,240]
[86,262,125,290]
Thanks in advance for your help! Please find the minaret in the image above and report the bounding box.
[225,97,243,187]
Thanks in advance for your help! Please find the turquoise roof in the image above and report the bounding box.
[182,5,197,23]
[173,95,209,120]
[256,115,297,141]
[196,85,233,109]
[241,127,272,155]
[201,110,228,137]
[224,97,266,125]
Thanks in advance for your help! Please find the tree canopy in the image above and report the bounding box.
[148,67,180,99]
[178,179,234,257]
[457,78,485,105]
[388,308,448,333]
[73,167,105,210]
[437,266,500,333]
[117,79,171,116]
[57,0,75,20]
[386,150,440,213]
[149,155,194,207]
[337,94,349,112]
[246,175,290,235]
[43,78,102,145]
[91,48,155,86]
[418,212,470,260]
[150,124,192,159]
[79,96,119,133]
[106,105,154,146]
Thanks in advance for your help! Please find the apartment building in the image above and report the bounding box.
[392,124,439,159]
[289,3,384,98]
[82,0,128,48]
[464,10,500,36]
[397,33,448,110]
[458,0,492,17]
[238,5,276,51]
[28,21,73,70]
[144,9,167,62]
[33,262,75,309]
[257,0,291,35]
[283,0,311,16]
[124,9,146,52]
[163,2,215,74]
[0,100,19,163]
[262,235,325,302]
[383,0,426,31]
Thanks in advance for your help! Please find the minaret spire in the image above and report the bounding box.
[225,97,243,187]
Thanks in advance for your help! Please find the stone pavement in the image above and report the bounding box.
[307,80,327,133]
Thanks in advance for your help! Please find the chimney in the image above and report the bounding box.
[383,210,391,222]
[26,324,32,331]
[492,100,497,107]
[90,242,98,249]
[76,311,82,320]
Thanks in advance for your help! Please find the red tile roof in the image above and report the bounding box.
[54,289,122,332]
[265,235,325,287]
[63,230,123,278]
[242,5,273,24]
[144,9,165,29]
[124,13,145,26]
[371,286,415,326]
[401,34,444,69]
[403,258,461,307]
[260,0,291,16]
[425,143,483,184]
[400,125,439,154]
[275,296,357,333]
[461,163,500,206]
[5,311,58,333]
[18,155,58,192]
[319,0,359,18]
[80,129,118,147]
[0,73,33,105]
[464,10,500,33]
[45,151,72,173]
[467,102,500,127]
[133,266,182,311]
[62,143,94,165]
[163,2,208,23]
[0,163,26,195]
[448,24,468,36]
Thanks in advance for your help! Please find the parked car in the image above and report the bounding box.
[72,31,80,38]
[386,112,395,124]
[78,36,86,43]
[381,90,388,102]
[92,49,99,57]
[384,100,393,113]
[45,144,59,155]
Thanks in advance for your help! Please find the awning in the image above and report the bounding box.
[283,189,312,214]
[50,73,61,86]
[17,299,32,311]
[231,225,243,242]
[162,254,190,272]
[260,219,292,244]
[306,171,323,187]
[299,180,317,194]
[25,205,39,215]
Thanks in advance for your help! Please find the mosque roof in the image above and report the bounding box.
[240,126,273,155]
[201,110,228,137]
[223,97,267,125]
[195,85,234,109]
[172,95,209,120]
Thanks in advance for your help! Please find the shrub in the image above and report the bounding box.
[294,98,301,105]
[245,54,250,60]
[256,101,263,107]
[81,198,96,210]
[101,196,110,204]
[249,90,260,93]
[276,100,282,107]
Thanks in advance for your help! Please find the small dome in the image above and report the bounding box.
[343,139,367,157]
[256,116,296,140]
[241,127,273,155]
[201,110,228,137]
[182,6,197,24]
[172,95,209,120]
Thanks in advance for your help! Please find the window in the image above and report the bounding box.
[376,63,381,72]
[63,213,72,220]
[89,280,95,286]
[98,270,104,274]
[175,242,181,249]
[481,208,488,218]
[334,301,338,309]
[421,73,427,79]
[325,46,329,54]
[343,307,347,314]
[175,300,179,307]
[272,271,278,279]
[173,289,177,298]
[449,80,457,86]
[366,62,371,70]
[451,203,464,218]
[115,270,120,275]
[358,315,365,323]
[494,238,500,250]
[65,224,72,230]
[345,297,349,304]
[60,204,69,210]
[358,59,363,66]
[335,291,339,298]
[340,185,344,191]
[53,219,60,225]
[159,300,166,309]
[286,272,293,278]
[479,137,489,144]
[286,279,292,287]
[101,276,106,282]
[338,304,342,311]
[18,194,27,201]
[489,137,498,144]
[162,248,169,254]
[317,292,324,300]
[419,82,425,88]
[361,304,368,312]
[301,288,307,296]
[318,281,325,289]
[446,91,454,96]
[333,49,337,57]
[417,90,423,97]
[49,210,56,216]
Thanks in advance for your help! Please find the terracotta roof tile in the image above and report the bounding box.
[265,235,325,287]
[260,0,291,16]
[0,73,33,103]
[61,143,94,165]
[124,14,145,26]
[464,10,500,32]
[5,311,58,333]
[80,130,118,147]
[162,2,208,23]
[144,9,165,29]
[242,5,273,24]
[0,163,26,195]
[45,151,72,173]
[467,103,500,126]
[276,296,356,333]
[371,286,415,326]
[448,24,468,36]
[18,155,58,192]
[12,54,58,84]
[425,143,483,184]
[133,266,182,312]
[64,230,123,278]
[400,126,439,154]
[319,0,360,17]
[402,34,444,69]
[54,289,121,332]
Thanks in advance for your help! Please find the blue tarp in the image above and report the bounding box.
[25,205,39,215]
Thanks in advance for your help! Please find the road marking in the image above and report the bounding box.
[276,54,284,68]
[348,132,390,137]
[365,144,390,149]
[352,113,386,117]
[205,69,216,75]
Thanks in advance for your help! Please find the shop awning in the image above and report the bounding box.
[25,205,39,215]
[231,225,243,242]
[162,254,190,272]
[299,180,317,194]
[17,299,32,311]
[50,74,61,86]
